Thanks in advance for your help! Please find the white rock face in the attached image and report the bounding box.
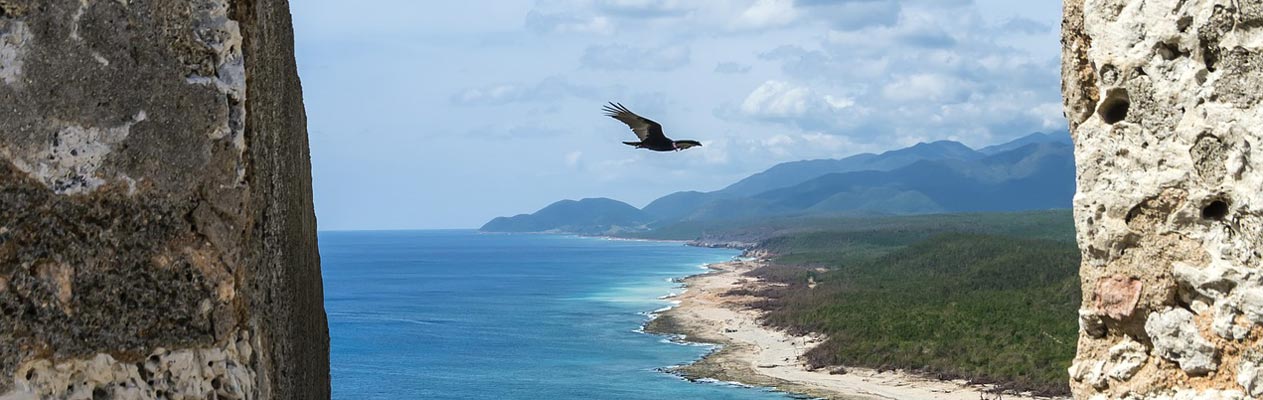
[0,331,257,400]
[1064,0,1263,398]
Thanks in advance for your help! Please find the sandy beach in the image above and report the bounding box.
[646,259,1068,400]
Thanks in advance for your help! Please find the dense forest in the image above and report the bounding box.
[669,211,1082,396]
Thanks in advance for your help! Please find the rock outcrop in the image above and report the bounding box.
[0,0,328,399]
[1064,0,1263,398]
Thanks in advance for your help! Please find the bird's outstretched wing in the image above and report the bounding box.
[602,102,665,142]
[673,140,702,149]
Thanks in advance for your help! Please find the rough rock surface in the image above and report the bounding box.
[0,0,328,399]
[1064,0,1263,398]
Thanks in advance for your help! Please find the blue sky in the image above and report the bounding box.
[292,0,1065,230]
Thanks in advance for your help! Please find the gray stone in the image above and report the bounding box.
[1238,288,1263,324]
[1144,308,1218,375]
[1211,301,1248,340]
[1107,337,1148,380]
[1070,359,1111,389]
[1173,262,1239,301]
[1238,353,1263,398]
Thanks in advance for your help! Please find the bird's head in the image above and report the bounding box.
[673,140,702,151]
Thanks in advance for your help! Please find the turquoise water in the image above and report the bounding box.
[321,230,794,399]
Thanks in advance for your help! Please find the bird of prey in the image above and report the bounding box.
[602,102,702,152]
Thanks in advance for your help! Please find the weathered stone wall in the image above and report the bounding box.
[0,0,328,398]
[1064,0,1263,398]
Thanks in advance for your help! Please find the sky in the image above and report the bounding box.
[291,0,1066,230]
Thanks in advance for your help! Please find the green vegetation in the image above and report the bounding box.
[629,209,1075,243]
[693,210,1081,395]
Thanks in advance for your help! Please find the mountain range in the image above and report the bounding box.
[480,132,1075,234]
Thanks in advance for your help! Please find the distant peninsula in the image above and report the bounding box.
[481,198,650,235]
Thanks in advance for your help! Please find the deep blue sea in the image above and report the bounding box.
[321,230,795,399]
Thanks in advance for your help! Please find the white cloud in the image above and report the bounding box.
[881,73,971,103]
[1028,102,1067,129]
[742,80,812,117]
[525,11,615,34]
[823,95,854,110]
[736,1,1064,145]
[732,0,798,30]
[739,80,855,132]
[794,0,901,30]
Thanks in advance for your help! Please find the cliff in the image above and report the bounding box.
[1064,0,1263,398]
[0,0,329,399]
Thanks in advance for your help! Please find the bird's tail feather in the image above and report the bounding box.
[622,141,641,147]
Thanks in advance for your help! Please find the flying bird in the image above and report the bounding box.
[602,102,702,152]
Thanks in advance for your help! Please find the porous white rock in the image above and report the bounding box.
[1145,308,1218,375]
[1,331,257,400]
[1065,0,1263,397]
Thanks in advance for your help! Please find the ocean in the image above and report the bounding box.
[321,230,794,399]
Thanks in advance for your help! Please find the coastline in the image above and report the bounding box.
[646,259,1067,400]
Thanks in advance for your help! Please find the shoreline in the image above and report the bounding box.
[645,259,1067,400]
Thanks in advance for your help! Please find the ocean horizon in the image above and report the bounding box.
[321,230,796,399]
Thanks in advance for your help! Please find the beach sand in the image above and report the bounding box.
[647,259,1068,400]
